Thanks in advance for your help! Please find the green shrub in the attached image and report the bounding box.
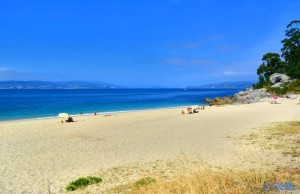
[268,87,288,95]
[267,79,300,95]
[286,79,300,93]
[134,177,156,188]
[65,176,102,191]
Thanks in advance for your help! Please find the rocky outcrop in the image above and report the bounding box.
[231,88,272,104]
[210,88,273,105]
[269,73,292,88]
[286,94,298,99]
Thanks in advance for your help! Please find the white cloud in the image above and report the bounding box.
[0,67,14,72]
[223,71,236,76]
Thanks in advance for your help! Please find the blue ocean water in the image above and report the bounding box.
[0,89,241,121]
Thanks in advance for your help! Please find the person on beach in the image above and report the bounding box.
[188,107,193,114]
[94,111,97,115]
[65,117,74,122]
[181,110,185,115]
[209,101,212,107]
[271,96,279,104]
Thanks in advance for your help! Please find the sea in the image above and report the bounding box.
[0,88,242,121]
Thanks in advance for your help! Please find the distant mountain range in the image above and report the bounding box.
[0,80,256,89]
[0,81,121,89]
[188,81,255,89]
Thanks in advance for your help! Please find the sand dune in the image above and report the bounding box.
[0,98,299,193]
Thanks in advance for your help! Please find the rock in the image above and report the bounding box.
[269,73,292,88]
[271,82,283,88]
[269,73,291,84]
[286,94,298,99]
[231,88,272,104]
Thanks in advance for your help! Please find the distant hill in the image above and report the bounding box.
[0,81,122,89]
[188,81,255,89]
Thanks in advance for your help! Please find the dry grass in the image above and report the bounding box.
[109,165,299,194]
[246,121,300,158]
[270,121,300,135]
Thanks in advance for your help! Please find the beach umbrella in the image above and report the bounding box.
[58,113,69,118]
[191,105,198,109]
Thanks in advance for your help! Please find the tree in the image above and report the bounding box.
[254,52,285,88]
[281,20,300,79]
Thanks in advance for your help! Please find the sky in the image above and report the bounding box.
[0,0,300,87]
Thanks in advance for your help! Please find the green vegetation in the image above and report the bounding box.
[65,176,102,191]
[282,21,300,78]
[268,79,300,95]
[254,20,300,94]
[134,177,156,188]
[255,53,286,88]
[268,87,287,95]
[285,79,300,93]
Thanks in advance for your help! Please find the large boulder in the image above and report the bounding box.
[269,73,292,88]
[231,88,272,104]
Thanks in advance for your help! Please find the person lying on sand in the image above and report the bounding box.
[187,107,193,114]
[65,117,75,122]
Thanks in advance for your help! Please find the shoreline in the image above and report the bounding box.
[0,104,202,123]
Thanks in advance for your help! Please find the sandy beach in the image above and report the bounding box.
[1,98,300,193]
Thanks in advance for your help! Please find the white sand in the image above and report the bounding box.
[0,98,299,193]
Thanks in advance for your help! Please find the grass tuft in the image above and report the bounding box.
[134,177,156,188]
[65,176,102,191]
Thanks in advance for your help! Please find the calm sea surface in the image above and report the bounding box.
[0,89,241,121]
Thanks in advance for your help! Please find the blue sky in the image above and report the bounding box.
[0,0,299,87]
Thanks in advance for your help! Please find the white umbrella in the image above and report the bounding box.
[191,105,198,109]
[58,113,69,118]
